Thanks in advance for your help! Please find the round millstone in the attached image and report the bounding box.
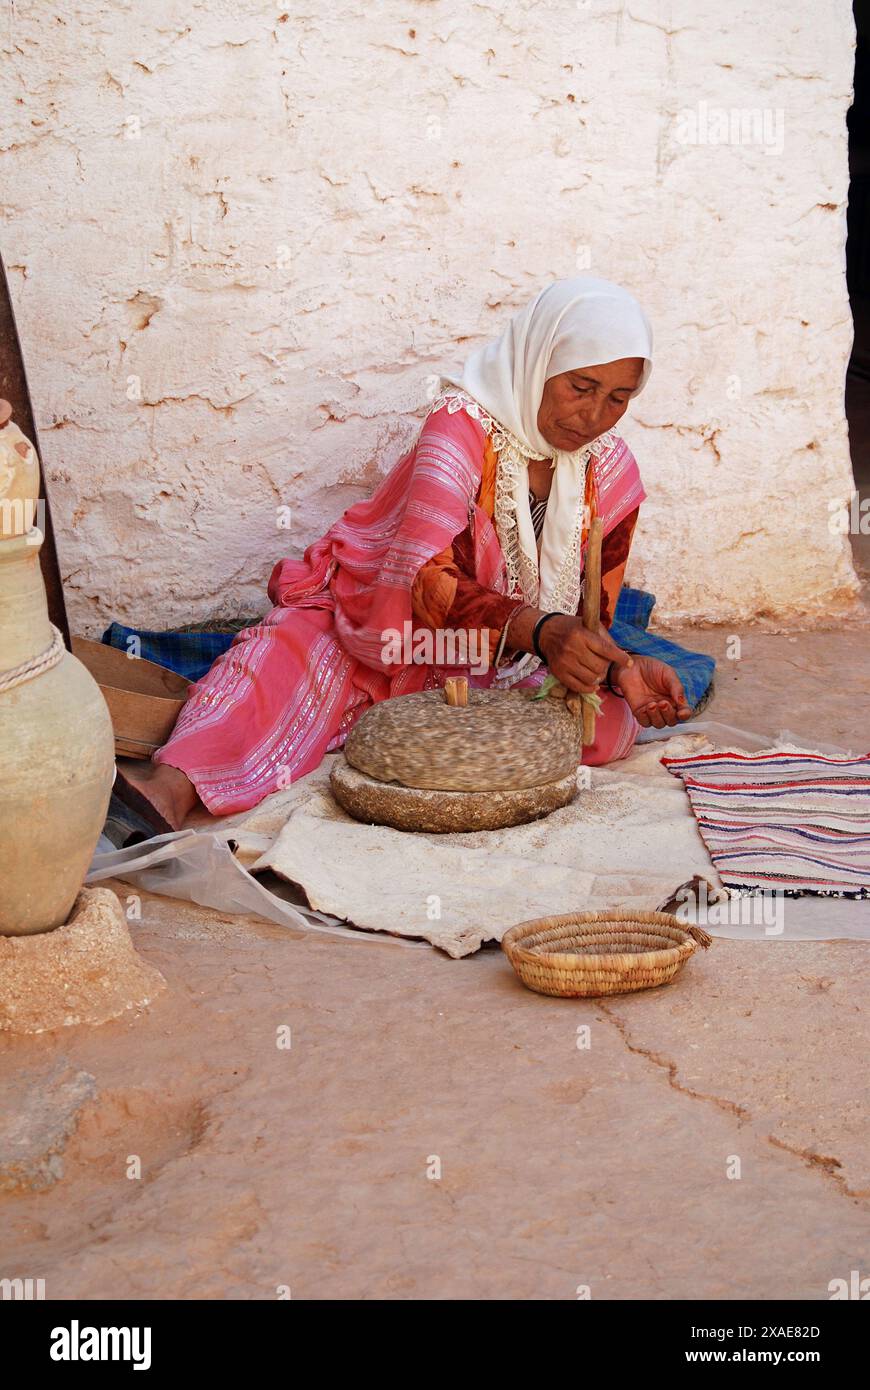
[343,687,582,793]
[330,759,579,833]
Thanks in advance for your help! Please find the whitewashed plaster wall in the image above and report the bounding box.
[0,0,861,635]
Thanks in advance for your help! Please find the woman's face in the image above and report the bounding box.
[536,357,645,452]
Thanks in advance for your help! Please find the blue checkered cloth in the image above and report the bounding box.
[101,623,236,682]
[611,587,715,708]
[102,586,715,709]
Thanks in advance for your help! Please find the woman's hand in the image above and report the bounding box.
[535,614,630,694]
[613,656,693,728]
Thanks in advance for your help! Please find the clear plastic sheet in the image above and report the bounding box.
[637,718,854,756]
[87,829,427,947]
[674,893,870,941]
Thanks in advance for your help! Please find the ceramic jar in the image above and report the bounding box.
[0,406,114,934]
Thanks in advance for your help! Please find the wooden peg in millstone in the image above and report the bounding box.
[443,676,468,706]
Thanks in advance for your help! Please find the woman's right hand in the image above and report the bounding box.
[536,614,629,693]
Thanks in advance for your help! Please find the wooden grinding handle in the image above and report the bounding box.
[443,676,468,707]
[580,516,603,746]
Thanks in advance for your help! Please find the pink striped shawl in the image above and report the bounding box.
[268,400,644,686]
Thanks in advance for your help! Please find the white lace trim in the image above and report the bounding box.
[426,384,615,630]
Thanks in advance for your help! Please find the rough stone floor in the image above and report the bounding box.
[2,592,869,1299]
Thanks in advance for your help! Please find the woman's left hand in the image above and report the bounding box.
[612,656,693,728]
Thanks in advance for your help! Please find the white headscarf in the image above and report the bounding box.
[443,276,652,625]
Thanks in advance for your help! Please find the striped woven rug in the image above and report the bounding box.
[662,749,870,898]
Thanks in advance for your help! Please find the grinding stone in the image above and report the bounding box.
[343,687,582,792]
[330,759,579,833]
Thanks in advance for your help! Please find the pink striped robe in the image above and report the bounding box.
[155,402,643,814]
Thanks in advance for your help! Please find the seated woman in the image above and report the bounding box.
[122,275,692,831]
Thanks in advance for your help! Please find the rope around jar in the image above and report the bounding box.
[0,623,65,693]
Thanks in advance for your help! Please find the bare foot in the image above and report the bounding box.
[115,759,198,833]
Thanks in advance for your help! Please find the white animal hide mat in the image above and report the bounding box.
[90,726,870,955]
[246,735,724,957]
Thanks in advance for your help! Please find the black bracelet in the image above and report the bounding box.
[532,611,561,663]
[605,660,625,697]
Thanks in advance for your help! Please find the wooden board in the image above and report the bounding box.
[72,637,189,758]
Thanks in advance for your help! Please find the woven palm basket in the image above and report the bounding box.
[501,910,712,998]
